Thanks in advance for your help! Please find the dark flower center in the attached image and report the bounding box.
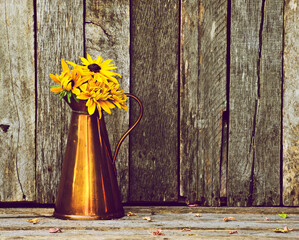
[88,63,101,73]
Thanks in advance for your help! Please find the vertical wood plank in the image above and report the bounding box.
[85,0,130,203]
[283,0,299,206]
[200,0,227,206]
[254,0,283,206]
[130,0,179,202]
[36,0,84,203]
[0,0,35,202]
[179,0,227,206]
[228,0,282,206]
[179,0,201,204]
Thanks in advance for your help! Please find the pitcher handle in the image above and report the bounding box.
[112,93,143,165]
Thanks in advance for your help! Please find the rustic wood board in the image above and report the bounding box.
[85,0,130,202]
[0,207,298,239]
[36,0,84,203]
[199,0,227,206]
[253,0,283,206]
[179,0,201,204]
[0,0,35,201]
[283,0,299,206]
[228,0,283,206]
[180,0,227,206]
[129,0,180,202]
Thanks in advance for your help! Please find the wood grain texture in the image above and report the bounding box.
[129,0,180,202]
[0,0,35,201]
[283,0,299,206]
[1,207,299,239]
[228,0,282,206]
[198,0,227,206]
[85,0,130,202]
[36,0,84,203]
[179,0,201,204]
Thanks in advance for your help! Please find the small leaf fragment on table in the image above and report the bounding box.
[273,226,293,233]
[188,204,199,207]
[142,216,152,222]
[278,213,287,219]
[127,211,138,216]
[284,226,293,232]
[26,218,39,224]
[152,229,165,236]
[223,217,236,222]
[229,230,238,234]
[49,228,62,233]
[181,228,191,232]
[194,214,201,217]
[264,217,270,221]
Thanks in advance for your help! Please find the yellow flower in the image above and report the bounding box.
[50,59,87,99]
[67,53,121,84]
[109,83,128,111]
[77,84,115,118]
[49,54,128,118]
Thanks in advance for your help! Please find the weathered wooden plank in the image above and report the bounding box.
[254,0,283,206]
[1,206,299,215]
[0,0,35,201]
[179,0,201,204]
[228,0,282,206]
[85,0,130,203]
[283,0,299,206]
[180,0,227,206]
[36,0,84,203]
[199,0,227,206]
[1,208,299,240]
[129,0,180,202]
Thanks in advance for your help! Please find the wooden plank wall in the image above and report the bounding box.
[130,0,180,202]
[0,0,298,207]
[228,0,283,206]
[283,0,299,206]
[35,0,84,203]
[0,0,35,202]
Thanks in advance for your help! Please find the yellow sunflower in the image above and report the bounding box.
[66,53,121,84]
[109,83,128,111]
[77,83,116,118]
[50,59,86,101]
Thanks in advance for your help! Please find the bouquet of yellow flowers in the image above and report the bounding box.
[50,54,128,118]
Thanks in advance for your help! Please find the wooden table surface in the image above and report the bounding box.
[0,207,298,239]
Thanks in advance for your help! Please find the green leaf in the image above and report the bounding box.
[278,214,287,219]
[73,93,80,103]
[59,91,65,101]
[67,92,71,103]
[50,85,61,89]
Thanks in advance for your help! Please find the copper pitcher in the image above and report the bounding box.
[53,93,143,220]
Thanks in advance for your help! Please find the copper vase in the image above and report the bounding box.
[53,93,143,220]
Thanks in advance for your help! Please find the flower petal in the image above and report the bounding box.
[100,101,112,114]
[88,101,96,115]
[61,59,69,72]
[87,53,93,63]
[49,74,61,84]
[51,87,63,93]
[80,57,90,66]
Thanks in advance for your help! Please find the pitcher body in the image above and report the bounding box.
[54,110,124,220]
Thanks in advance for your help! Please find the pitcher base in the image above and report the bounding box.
[53,210,124,220]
